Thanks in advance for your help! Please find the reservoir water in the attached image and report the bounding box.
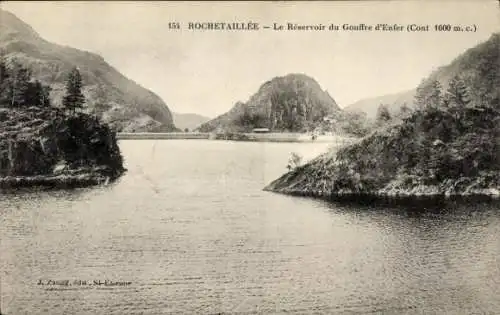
[1,140,499,314]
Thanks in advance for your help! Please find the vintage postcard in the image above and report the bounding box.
[0,1,499,314]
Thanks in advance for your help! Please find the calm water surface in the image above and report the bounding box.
[1,140,499,314]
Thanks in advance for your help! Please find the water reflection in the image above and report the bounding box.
[1,140,499,314]
[320,198,500,314]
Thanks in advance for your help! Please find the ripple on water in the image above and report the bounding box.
[1,140,499,314]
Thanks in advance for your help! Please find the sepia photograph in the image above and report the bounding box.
[0,1,499,314]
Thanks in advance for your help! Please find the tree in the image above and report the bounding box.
[341,111,370,137]
[8,60,31,107]
[24,80,50,107]
[376,104,392,125]
[184,128,189,132]
[0,58,7,82]
[62,67,85,113]
[24,78,52,107]
[238,106,254,130]
[287,152,302,171]
[427,80,443,108]
[399,102,411,117]
[237,105,268,131]
[92,82,111,116]
[444,75,470,108]
[0,58,52,108]
[415,79,443,110]
[41,84,52,107]
[0,58,10,106]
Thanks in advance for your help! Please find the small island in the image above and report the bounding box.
[0,59,125,189]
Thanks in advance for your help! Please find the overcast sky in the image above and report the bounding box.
[3,1,499,117]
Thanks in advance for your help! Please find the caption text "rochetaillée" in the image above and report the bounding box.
[165,22,477,33]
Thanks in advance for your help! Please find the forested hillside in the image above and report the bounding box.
[0,9,177,132]
[197,74,340,133]
[265,33,500,199]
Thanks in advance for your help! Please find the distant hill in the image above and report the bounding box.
[197,73,341,133]
[416,33,499,108]
[343,89,416,119]
[0,9,177,132]
[173,112,210,131]
[344,33,500,120]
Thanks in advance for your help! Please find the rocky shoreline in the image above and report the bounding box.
[0,108,126,190]
[264,33,500,204]
[0,166,125,189]
[0,173,114,189]
[264,106,500,203]
[264,173,500,201]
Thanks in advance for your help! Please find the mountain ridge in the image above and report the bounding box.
[343,33,500,119]
[343,89,416,119]
[172,112,211,131]
[0,9,177,132]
